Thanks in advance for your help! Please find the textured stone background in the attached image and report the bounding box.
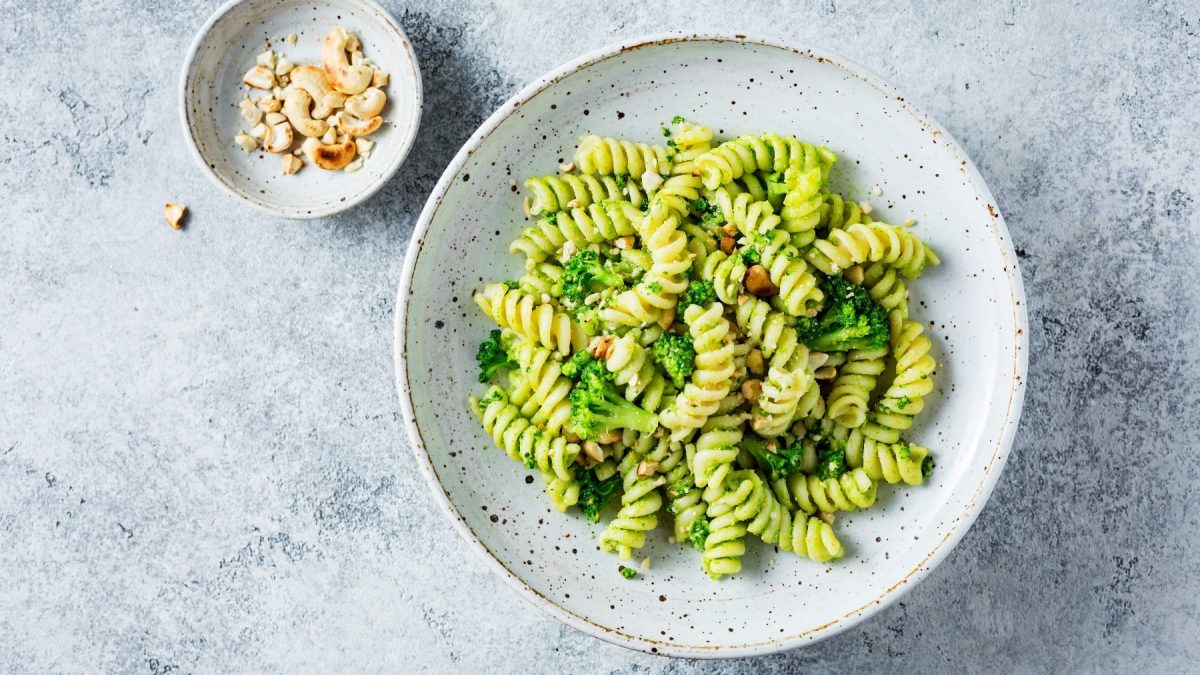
[2,0,1198,672]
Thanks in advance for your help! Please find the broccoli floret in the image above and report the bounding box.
[922,455,935,478]
[561,250,623,305]
[475,329,516,382]
[689,516,710,550]
[671,115,686,124]
[815,442,847,480]
[562,351,596,381]
[568,360,659,440]
[576,467,621,522]
[689,198,724,227]
[798,276,891,352]
[744,437,805,481]
[678,280,717,313]
[620,565,637,579]
[650,332,696,389]
[741,247,761,266]
[615,174,628,190]
[502,280,519,290]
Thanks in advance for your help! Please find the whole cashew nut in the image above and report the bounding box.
[288,65,332,106]
[323,27,373,95]
[338,113,382,137]
[282,89,328,138]
[344,87,386,118]
[302,136,357,170]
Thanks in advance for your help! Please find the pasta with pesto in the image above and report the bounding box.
[470,118,944,579]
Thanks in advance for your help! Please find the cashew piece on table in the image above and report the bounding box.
[322,27,372,95]
[301,136,356,170]
[344,87,386,118]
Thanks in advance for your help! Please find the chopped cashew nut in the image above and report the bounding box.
[323,26,372,94]
[845,265,864,285]
[746,349,765,376]
[583,441,604,463]
[281,154,303,174]
[744,265,778,296]
[234,132,258,152]
[255,96,282,113]
[164,203,186,230]
[239,97,261,125]
[814,366,837,380]
[636,460,659,477]
[589,335,616,359]
[321,127,336,145]
[285,33,298,46]
[274,57,293,76]
[818,511,835,525]
[343,158,363,173]
[262,123,293,153]
[613,235,634,250]
[719,234,735,254]
[808,352,830,370]
[242,65,275,90]
[741,379,763,403]
[256,49,275,70]
[371,70,389,87]
[250,123,269,141]
[355,137,374,158]
[642,171,663,192]
[558,162,575,173]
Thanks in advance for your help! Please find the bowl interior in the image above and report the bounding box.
[182,0,420,218]
[399,38,1025,656]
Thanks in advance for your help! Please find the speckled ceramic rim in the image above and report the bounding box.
[393,32,1029,659]
[177,0,423,220]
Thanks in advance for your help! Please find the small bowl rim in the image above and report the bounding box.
[393,32,1029,658]
[177,0,423,220]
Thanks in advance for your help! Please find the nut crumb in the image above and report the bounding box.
[589,334,616,359]
[814,366,837,380]
[636,460,659,477]
[557,161,576,173]
[845,265,864,285]
[741,379,763,403]
[746,349,765,376]
[719,234,735,254]
[743,265,778,296]
[164,203,186,230]
[818,511,836,525]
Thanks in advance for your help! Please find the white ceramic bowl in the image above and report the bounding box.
[394,34,1027,658]
[179,0,421,219]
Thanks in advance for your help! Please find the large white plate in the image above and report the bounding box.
[394,34,1027,658]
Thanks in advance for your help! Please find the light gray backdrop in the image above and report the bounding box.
[2,0,1198,672]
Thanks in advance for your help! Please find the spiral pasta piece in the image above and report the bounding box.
[507,337,574,434]
[751,366,806,437]
[681,222,717,274]
[781,513,844,562]
[862,318,936,443]
[702,470,755,577]
[600,449,667,560]
[859,262,909,318]
[661,303,736,440]
[664,441,708,546]
[472,387,580,512]
[667,122,715,177]
[826,347,888,429]
[700,249,747,305]
[733,296,810,372]
[516,261,563,298]
[600,212,690,326]
[843,429,932,485]
[693,414,744,502]
[576,135,672,179]
[806,221,940,279]
[696,133,833,190]
[604,333,668,412]
[712,189,781,238]
[525,174,631,215]
[821,193,866,230]
[785,468,877,514]
[509,200,643,263]
[474,283,585,355]
[759,229,824,314]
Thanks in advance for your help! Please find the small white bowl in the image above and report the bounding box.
[179,0,421,219]
[394,34,1028,657]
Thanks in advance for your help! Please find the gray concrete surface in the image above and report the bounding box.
[2,0,1199,672]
